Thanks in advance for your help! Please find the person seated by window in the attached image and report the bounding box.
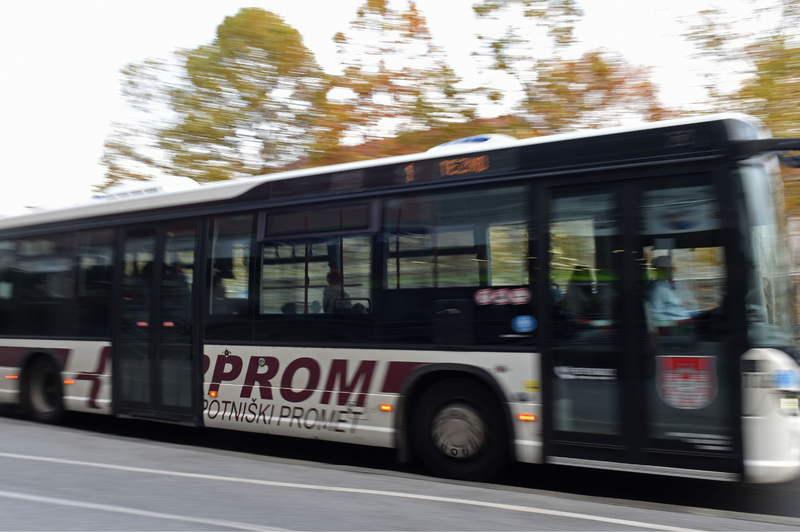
[323,270,352,314]
[648,255,703,323]
[211,275,242,315]
[557,265,596,319]
[281,302,298,314]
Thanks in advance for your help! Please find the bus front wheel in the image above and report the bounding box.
[23,356,65,424]
[412,378,508,481]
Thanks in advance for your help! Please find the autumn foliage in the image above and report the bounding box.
[102,0,800,206]
[101,1,675,189]
[684,0,800,215]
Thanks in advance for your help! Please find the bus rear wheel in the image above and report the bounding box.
[23,356,64,424]
[412,378,508,481]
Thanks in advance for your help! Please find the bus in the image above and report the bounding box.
[1,113,799,483]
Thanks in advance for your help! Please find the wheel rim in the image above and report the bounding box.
[30,364,58,414]
[431,402,485,460]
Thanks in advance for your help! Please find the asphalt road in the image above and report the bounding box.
[1,411,800,531]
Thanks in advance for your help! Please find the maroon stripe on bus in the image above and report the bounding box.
[0,347,27,368]
[0,346,71,370]
[76,346,111,409]
[381,361,426,393]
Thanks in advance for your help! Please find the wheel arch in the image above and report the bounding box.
[20,348,67,381]
[394,363,516,464]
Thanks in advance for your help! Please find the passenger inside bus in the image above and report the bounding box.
[323,270,352,314]
[557,265,597,319]
[647,255,704,322]
[211,274,245,315]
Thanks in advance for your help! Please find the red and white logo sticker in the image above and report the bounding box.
[657,356,717,409]
[473,289,493,305]
[473,287,531,306]
[492,289,509,305]
[508,288,532,305]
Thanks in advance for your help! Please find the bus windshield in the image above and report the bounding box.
[739,157,798,353]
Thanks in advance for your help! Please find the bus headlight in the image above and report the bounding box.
[774,391,800,416]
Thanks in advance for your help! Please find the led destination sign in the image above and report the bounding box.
[265,148,519,201]
[402,151,515,184]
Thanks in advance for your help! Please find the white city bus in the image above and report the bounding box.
[1,113,799,482]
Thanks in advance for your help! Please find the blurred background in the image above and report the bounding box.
[0,0,798,215]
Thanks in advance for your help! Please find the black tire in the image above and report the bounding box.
[411,378,508,481]
[22,356,65,424]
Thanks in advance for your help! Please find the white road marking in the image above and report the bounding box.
[0,451,700,531]
[0,489,284,531]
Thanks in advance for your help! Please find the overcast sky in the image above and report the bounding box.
[0,0,760,216]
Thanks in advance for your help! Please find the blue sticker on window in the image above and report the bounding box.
[512,315,536,333]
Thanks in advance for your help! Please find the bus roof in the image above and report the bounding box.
[0,113,769,233]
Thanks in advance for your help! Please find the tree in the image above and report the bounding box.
[521,51,673,133]
[735,37,800,137]
[101,58,177,185]
[471,0,671,131]
[102,3,477,185]
[102,2,672,188]
[471,0,582,110]
[684,0,800,213]
[102,8,326,186]
[308,0,475,162]
[473,0,584,58]
[684,0,800,134]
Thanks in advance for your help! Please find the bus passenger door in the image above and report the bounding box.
[544,185,630,463]
[543,176,741,480]
[632,176,740,479]
[115,223,198,422]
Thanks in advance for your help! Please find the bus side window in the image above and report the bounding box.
[640,183,726,334]
[385,186,530,290]
[260,236,372,317]
[382,185,533,347]
[489,224,529,287]
[77,229,114,338]
[257,235,373,344]
[209,214,252,316]
[0,240,16,335]
[261,241,330,315]
[4,234,78,336]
